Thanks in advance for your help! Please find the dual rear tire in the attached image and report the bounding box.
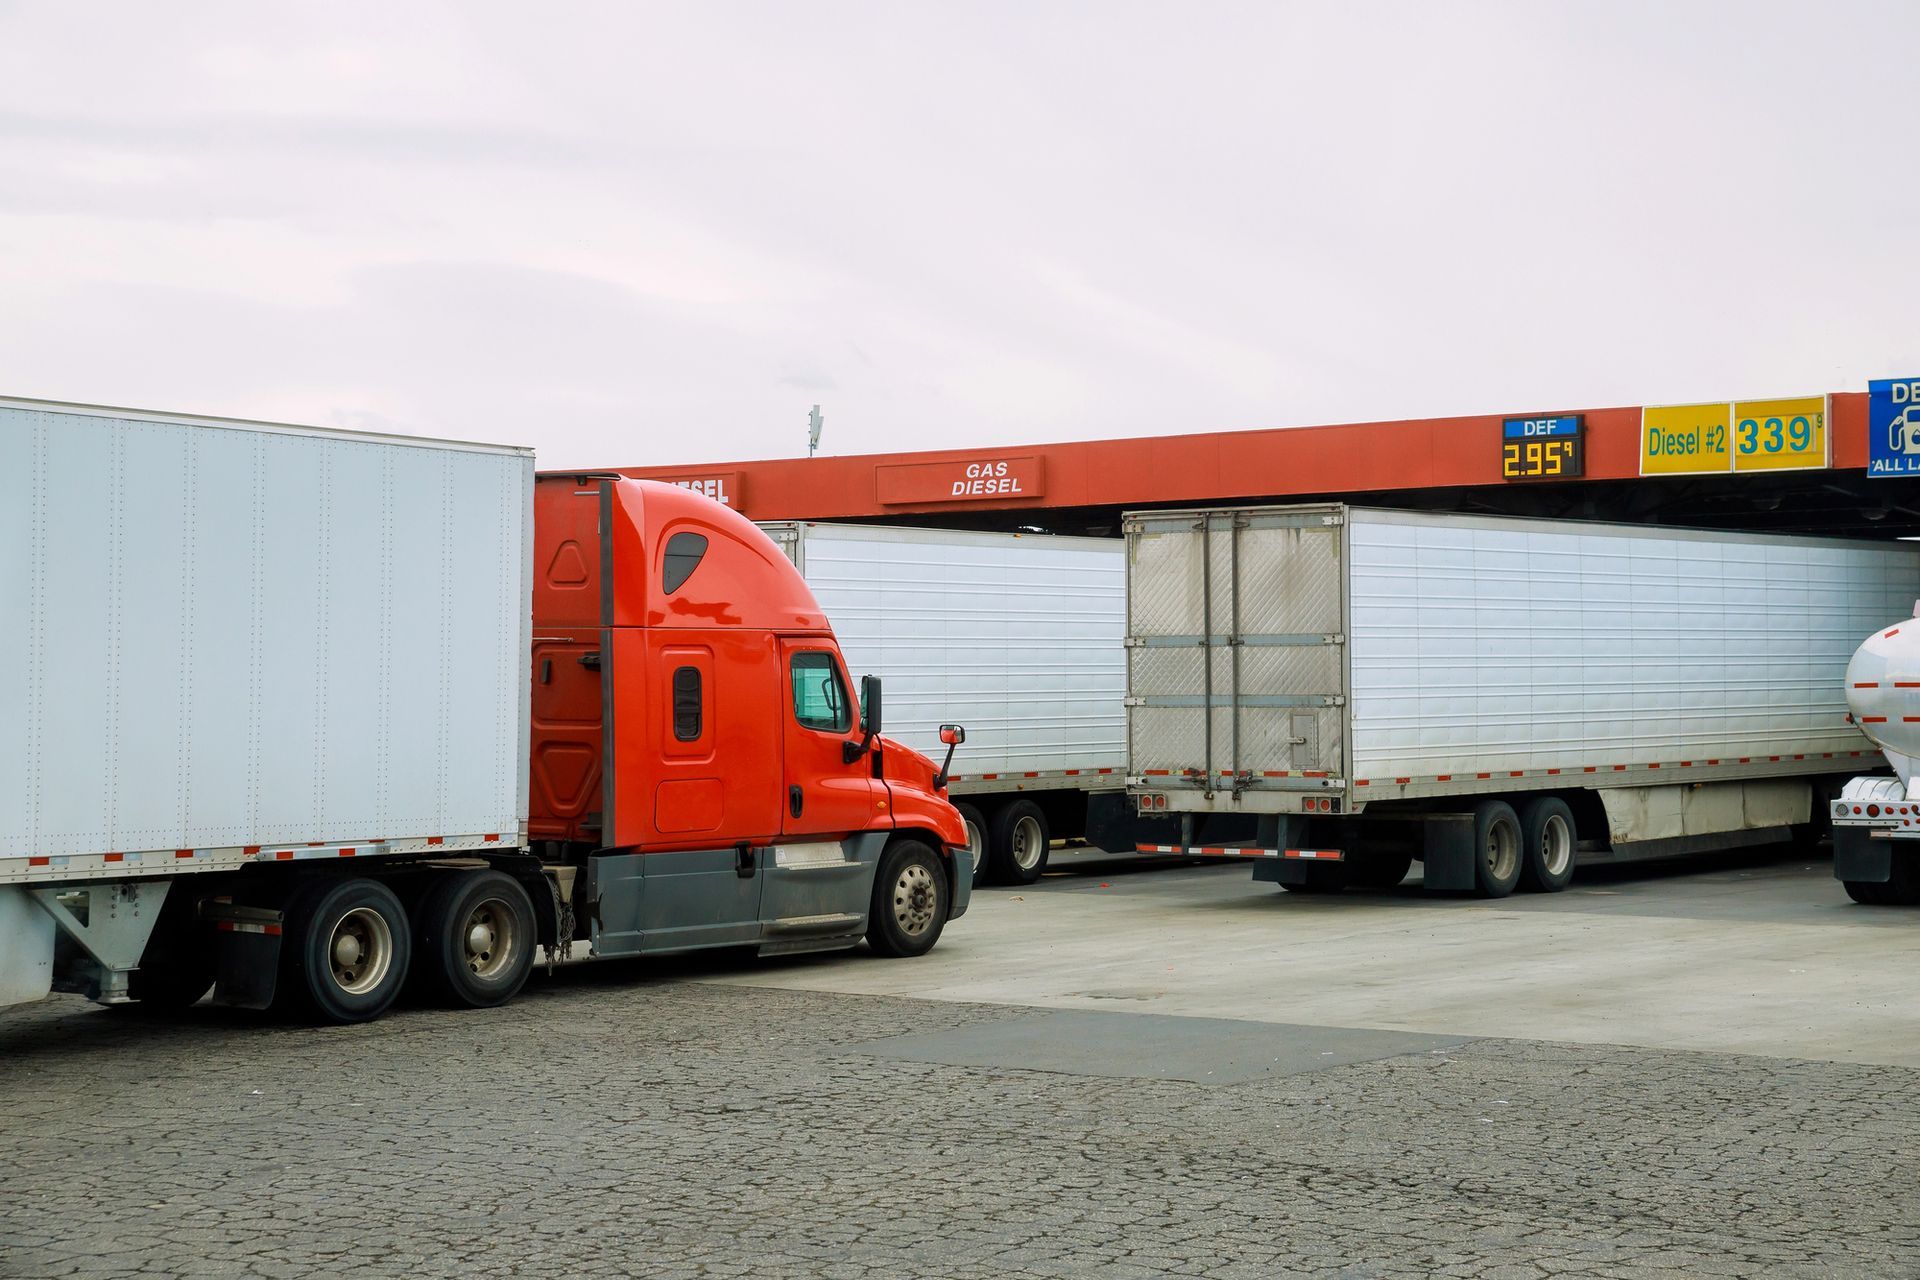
[279,871,537,1024]
[965,798,1052,887]
[1471,796,1576,898]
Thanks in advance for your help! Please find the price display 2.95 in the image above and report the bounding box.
[1501,415,1585,482]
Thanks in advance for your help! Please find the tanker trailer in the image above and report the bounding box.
[1832,603,1920,903]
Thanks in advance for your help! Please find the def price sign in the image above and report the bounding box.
[1501,415,1584,481]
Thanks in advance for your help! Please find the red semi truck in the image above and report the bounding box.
[0,401,971,1024]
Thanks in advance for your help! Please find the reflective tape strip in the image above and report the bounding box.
[1134,844,1345,861]
[216,921,283,937]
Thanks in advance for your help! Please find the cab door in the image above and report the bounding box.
[766,639,886,936]
[778,640,887,839]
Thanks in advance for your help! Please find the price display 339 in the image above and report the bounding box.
[1502,415,1584,481]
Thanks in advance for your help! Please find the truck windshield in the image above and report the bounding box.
[791,651,851,732]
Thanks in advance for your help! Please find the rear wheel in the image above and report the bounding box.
[867,839,949,957]
[1843,856,1920,905]
[125,885,216,1011]
[1279,869,1346,894]
[1472,801,1523,899]
[988,800,1051,885]
[954,802,990,886]
[414,870,538,1008]
[1518,796,1577,892]
[1349,849,1413,890]
[280,878,411,1024]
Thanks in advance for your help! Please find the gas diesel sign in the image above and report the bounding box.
[657,472,744,510]
[876,456,1046,505]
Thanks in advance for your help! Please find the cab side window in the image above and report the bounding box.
[663,531,709,593]
[790,651,851,733]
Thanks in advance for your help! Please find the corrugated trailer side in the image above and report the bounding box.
[0,398,534,1011]
[1344,509,1914,796]
[762,521,1127,883]
[1126,503,1920,897]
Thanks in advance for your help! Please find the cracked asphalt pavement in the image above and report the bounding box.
[4,853,1919,1278]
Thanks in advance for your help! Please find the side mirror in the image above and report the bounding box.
[843,675,882,764]
[933,723,965,790]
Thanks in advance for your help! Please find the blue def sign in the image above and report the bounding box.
[1868,378,1920,477]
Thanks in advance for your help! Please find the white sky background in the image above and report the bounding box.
[0,1,1914,468]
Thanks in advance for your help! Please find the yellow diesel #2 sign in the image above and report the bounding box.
[1641,402,1730,474]
[1640,396,1827,475]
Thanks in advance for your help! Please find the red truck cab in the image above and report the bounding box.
[528,476,970,958]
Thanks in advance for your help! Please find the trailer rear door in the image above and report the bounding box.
[1125,506,1348,797]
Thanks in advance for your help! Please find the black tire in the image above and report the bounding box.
[125,885,216,1010]
[414,870,538,1008]
[126,953,216,1011]
[867,838,949,958]
[1279,861,1349,893]
[280,878,412,1024]
[1472,800,1523,899]
[1518,796,1577,893]
[953,802,990,886]
[1843,879,1903,905]
[988,799,1051,885]
[1349,850,1413,890]
[1843,857,1920,905]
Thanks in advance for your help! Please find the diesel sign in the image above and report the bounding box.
[875,456,1046,505]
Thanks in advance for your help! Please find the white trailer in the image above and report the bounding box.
[762,521,1126,883]
[0,397,536,1017]
[1124,503,1920,896]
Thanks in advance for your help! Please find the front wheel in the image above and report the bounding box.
[867,839,950,958]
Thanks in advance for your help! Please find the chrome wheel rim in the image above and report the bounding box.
[964,818,987,877]
[328,907,394,995]
[462,897,518,981]
[1011,815,1046,872]
[893,863,938,936]
[1539,814,1573,878]
[1485,819,1520,883]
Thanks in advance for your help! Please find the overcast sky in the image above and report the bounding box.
[1,1,1914,468]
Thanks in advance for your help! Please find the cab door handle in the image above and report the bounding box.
[789,785,804,818]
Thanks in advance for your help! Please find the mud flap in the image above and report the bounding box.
[1833,826,1893,885]
[211,927,281,1010]
[1420,813,1480,892]
[1247,815,1312,886]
